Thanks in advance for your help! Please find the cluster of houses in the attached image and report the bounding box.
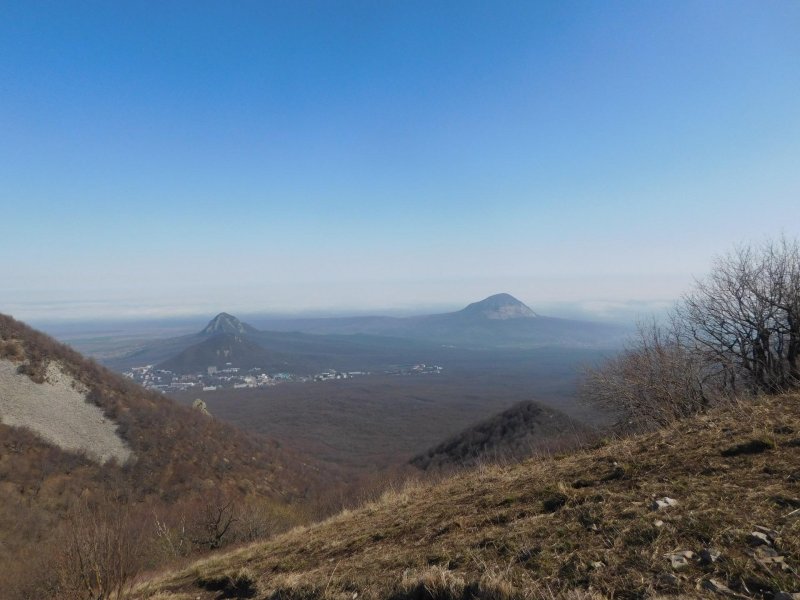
[124,362,443,394]
[124,364,288,393]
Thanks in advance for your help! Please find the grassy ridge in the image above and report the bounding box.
[136,394,800,599]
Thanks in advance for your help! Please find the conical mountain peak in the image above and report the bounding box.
[458,293,538,320]
[199,312,257,336]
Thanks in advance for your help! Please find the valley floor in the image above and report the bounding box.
[171,372,592,477]
[135,394,800,599]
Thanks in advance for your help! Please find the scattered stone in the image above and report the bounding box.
[758,554,787,569]
[670,555,690,569]
[652,497,678,510]
[654,519,665,527]
[667,551,694,569]
[700,579,742,598]
[753,525,779,541]
[699,548,721,564]
[747,531,772,546]
[590,561,604,570]
[753,545,778,558]
[700,578,737,596]
[752,545,789,571]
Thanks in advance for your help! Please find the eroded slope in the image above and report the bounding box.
[0,358,131,463]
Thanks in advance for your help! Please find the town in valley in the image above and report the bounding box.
[124,362,444,393]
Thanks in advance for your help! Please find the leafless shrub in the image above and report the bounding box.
[582,318,719,430]
[153,509,192,561]
[189,491,238,550]
[583,235,800,429]
[56,499,145,600]
[234,496,295,543]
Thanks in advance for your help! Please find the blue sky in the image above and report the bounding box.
[2,1,799,321]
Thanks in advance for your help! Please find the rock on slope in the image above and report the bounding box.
[136,395,800,600]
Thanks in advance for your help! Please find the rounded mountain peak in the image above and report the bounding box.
[200,312,257,336]
[459,293,538,320]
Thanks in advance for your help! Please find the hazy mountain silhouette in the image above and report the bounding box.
[453,293,539,320]
[411,400,589,470]
[157,332,288,373]
[106,295,627,374]
[251,294,626,349]
[199,312,259,336]
[112,313,442,374]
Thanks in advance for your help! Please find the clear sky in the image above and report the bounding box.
[2,1,799,322]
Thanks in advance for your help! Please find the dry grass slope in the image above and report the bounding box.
[135,395,800,600]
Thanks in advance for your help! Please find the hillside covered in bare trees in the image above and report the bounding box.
[0,314,332,599]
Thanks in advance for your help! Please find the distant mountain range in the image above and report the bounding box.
[105,294,628,374]
[250,293,626,349]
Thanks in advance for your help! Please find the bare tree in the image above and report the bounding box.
[583,235,800,429]
[190,492,237,550]
[762,236,800,386]
[681,236,800,394]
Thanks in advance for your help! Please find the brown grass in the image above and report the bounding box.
[134,394,800,599]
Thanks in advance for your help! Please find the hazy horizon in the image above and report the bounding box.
[17,297,674,327]
[2,2,799,323]
[9,276,681,325]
